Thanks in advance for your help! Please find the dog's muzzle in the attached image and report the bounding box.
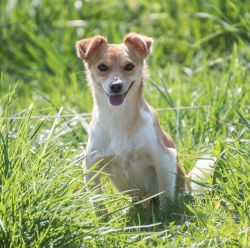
[106,78,135,106]
[109,79,123,94]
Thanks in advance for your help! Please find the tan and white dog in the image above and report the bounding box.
[76,33,213,211]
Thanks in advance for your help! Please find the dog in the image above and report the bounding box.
[76,33,214,211]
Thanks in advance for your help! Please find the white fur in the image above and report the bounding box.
[189,156,215,192]
[85,103,178,208]
[77,34,214,212]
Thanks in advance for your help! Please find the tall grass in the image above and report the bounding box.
[0,0,249,247]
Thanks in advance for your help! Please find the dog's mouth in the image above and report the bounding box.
[108,94,124,106]
[107,81,135,106]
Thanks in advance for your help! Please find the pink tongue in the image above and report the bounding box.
[109,94,124,106]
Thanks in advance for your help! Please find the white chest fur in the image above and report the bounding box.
[85,105,178,200]
[89,108,155,155]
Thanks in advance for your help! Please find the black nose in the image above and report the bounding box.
[110,82,123,93]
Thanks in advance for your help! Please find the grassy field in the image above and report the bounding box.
[0,0,250,247]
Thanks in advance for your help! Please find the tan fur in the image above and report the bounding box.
[76,33,198,211]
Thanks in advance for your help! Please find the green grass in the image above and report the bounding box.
[0,0,249,247]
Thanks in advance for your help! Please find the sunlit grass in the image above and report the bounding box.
[0,0,249,247]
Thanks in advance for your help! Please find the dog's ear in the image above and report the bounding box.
[76,35,107,61]
[123,33,153,57]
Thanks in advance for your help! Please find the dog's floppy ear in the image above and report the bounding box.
[123,33,153,57]
[76,35,107,61]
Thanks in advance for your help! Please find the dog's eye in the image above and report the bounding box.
[97,64,108,72]
[124,63,134,71]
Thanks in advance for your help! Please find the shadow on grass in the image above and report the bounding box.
[126,194,194,228]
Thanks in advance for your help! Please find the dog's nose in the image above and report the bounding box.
[109,82,123,93]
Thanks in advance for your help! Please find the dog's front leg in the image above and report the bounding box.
[84,155,110,217]
[154,148,178,211]
[84,155,102,195]
[84,154,114,192]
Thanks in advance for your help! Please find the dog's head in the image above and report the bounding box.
[76,33,153,106]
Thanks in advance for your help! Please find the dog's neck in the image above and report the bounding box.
[91,79,146,132]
